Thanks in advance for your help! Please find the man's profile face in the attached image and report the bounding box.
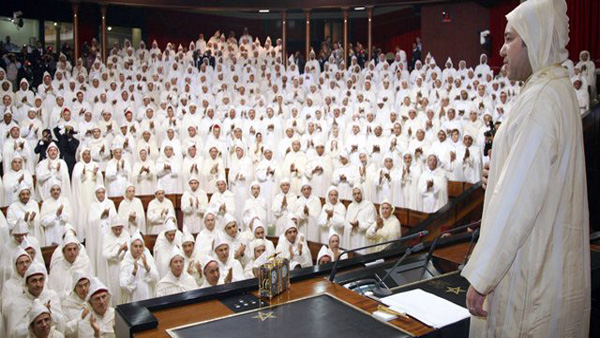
[500,27,532,81]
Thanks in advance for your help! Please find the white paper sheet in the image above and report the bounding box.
[380,288,470,328]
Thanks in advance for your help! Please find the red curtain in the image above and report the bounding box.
[566,0,600,65]
[489,0,599,70]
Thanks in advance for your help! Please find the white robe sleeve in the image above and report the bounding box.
[462,119,554,294]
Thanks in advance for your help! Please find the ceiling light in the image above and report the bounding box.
[354,7,365,11]
[259,9,270,13]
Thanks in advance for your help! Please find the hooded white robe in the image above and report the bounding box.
[40,192,73,246]
[146,196,176,235]
[156,269,198,297]
[47,241,93,300]
[7,281,65,337]
[343,191,376,250]
[2,162,34,207]
[35,146,72,201]
[417,166,448,213]
[294,193,322,243]
[317,189,347,245]
[304,152,333,198]
[71,157,103,241]
[462,8,590,333]
[365,203,402,254]
[181,185,209,234]
[86,188,117,276]
[119,241,159,303]
[7,197,44,246]
[102,228,130,307]
[118,194,147,234]
[156,152,183,194]
[132,154,157,196]
[275,228,313,269]
[104,157,132,198]
[78,306,115,338]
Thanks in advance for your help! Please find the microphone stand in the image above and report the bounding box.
[420,220,481,279]
[460,228,480,269]
[371,241,427,297]
[328,230,428,282]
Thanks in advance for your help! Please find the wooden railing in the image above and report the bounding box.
[14,180,472,270]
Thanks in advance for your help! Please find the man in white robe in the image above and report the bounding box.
[8,183,44,245]
[343,185,376,250]
[417,154,449,213]
[181,176,209,235]
[77,190,107,276]
[119,231,159,303]
[156,247,198,297]
[104,147,132,198]
[3,125,34,173]
[146,186,176,235]
[156,145,183,194]
[118,183,146,234]
[132,148,157,195]
[282,140,307,195]
[271,178,299,236]
[294,181,322,243]
[241,182,269,232]
[47,232,93,300]
[201,146,225,194]
[35,142,72,201]
[304,141,333,198]
[6,263,65,337]
[331,151,359,201]
[208,177,236,224]
[212,234,245,284]
[462,1,590,336]
[365,200,402,253]
[78,278,116,337]
[317,186,347,245]
[275,222,313,269]
[61,271,90,337]
[102,218,130,307]
[40,180,73,246]
[71,147,103,241]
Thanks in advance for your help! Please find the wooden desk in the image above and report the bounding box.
[432,242,472,272]
[136,277,434,337]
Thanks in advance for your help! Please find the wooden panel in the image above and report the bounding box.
[447,181,465,198]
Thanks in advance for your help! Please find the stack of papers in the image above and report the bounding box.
[380,289,470,328]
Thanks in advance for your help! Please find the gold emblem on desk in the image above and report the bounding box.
[446,286,466,295]
[253,311,277,322]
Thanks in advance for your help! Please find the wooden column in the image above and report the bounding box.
[367,6,373,62]
[72,2,79,60]
[342,8,349,66]
[100,5,107,62]
[304,9,311,60]
[56,23,61,53]
[282,10,287,68]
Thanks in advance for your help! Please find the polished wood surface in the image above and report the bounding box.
[136,276,434,337]
[433,242,471,265]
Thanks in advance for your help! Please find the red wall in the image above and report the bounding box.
[566,0,600,65]
[421,2,489,68]
[144,10,264,50]
[488,0,600,69]
[372,8,421,58]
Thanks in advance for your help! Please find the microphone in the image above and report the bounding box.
[420,220,481,279]
[328,230,429,282]
[372,239,429,298]
[459,228,480,270]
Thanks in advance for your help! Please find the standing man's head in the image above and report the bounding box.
[502,0,569,81]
